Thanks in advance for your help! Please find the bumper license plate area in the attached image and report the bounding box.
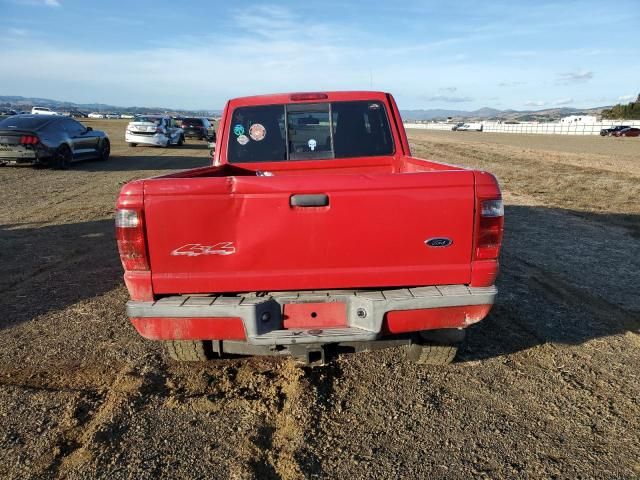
[283,302,347,329]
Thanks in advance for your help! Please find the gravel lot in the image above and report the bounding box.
[1,121,638,479]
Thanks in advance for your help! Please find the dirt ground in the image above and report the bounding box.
[0,121,638,479]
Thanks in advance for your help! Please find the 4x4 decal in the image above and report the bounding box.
[171,242,236,256]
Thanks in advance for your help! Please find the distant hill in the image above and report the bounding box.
[1,94,611,122]
[401,105,611,122]
[0,95,221,116]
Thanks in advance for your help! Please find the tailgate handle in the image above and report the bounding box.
[290,194,329,207]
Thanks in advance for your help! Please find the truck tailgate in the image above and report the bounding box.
[144,170,475,294]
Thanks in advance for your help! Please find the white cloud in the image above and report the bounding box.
[617,94,635,103]
[501,50,539,58]
[498,81,525,87]
[0,5,362,109]
[564,48,611,57]
[0,4,631,111]
[525,99,574,107]
[7,28,29,36]
[556,70,593,85]
[524,100,547,107]
[424,95,472,103]
[11,0,60,6]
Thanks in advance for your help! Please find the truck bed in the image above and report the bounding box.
[140,155,477,295]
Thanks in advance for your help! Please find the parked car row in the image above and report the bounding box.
[87,112,136,119]
[600,125,639,137]
[0,110,220,168]
[125,116,216,148]
[600,125,629,136]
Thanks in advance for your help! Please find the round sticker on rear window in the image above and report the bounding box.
[237,134,249,145]
[233,124,245,136]
[249,123,266,141]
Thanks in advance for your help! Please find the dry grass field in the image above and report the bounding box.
[0,120,638,479]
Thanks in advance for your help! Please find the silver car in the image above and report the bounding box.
[125,115,184,148]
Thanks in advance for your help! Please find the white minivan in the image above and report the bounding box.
[31,106,59,115]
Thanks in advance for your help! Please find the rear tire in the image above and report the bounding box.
[406,343,458,365]
[165,340,210,361]
[405,329,465,365]
[53,145,72,170]
[177,134,184,146]
[99,139,110,161]
[128,142,137,147]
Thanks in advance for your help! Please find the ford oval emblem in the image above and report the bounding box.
[425,237,453,248]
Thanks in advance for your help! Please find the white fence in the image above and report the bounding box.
[404,120,640,136]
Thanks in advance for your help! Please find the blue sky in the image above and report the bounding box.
[1,0,638,110]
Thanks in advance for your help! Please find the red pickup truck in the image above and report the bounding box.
[116,91,503,365]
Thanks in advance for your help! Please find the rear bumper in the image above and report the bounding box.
[183,130,207,138]
[127,285,497,345]
[0,146,50,165]
[125,132,168,146]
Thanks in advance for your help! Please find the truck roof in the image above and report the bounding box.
[228,91,391,107]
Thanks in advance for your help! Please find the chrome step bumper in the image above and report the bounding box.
[126,285,497,345]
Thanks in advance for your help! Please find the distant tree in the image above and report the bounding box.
[602,93,640,119]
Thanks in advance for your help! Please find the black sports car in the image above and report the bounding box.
[0,114,110,168]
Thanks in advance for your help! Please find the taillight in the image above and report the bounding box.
[475,199,504,260]
[20,135,39,145]
[290,92,328,101]
[116,209,150,270]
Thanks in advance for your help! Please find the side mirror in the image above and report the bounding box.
[86,126,93,132]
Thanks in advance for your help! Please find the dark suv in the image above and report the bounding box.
[180,117,212,140]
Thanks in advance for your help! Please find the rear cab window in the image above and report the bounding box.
[227,100,394,163]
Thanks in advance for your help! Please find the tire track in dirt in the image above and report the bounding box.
[0,357,344,479]
[522,259,640,334]
[248,361,342,480]
[35,364,168,478]
[0,360,169,478]
[152,358,343,479]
